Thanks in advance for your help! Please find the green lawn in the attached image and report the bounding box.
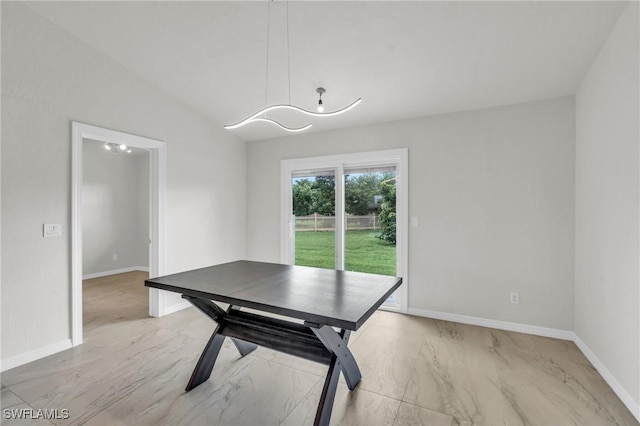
[295,230,396,276]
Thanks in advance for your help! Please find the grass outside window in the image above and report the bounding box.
[295,230,396,276]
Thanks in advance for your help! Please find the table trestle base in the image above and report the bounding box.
[182,295,362,426]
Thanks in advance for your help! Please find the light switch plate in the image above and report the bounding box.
[43,224,62,237]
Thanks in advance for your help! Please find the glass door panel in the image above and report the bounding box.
[344,166,398,306]
[292,170,336,270]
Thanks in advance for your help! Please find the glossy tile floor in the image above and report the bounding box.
[1,271,637,425]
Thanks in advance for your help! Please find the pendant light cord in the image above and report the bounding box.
[286,0,291,105]
[264,0,272,115]
[265,0,292,109]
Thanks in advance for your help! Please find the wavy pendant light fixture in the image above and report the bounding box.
[224,0,361,133]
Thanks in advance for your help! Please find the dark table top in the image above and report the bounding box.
[145,260,403,330]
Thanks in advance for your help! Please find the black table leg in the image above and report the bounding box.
[230,337,258,356]
[307,328,360,426]
[185,327,225,391]
[228,306,258,356]
[183,296,257,391]
[310,326,362,390]
[315,348,343,426]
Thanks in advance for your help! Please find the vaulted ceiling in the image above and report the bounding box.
[25,1,627,141]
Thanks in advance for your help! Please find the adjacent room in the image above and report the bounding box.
[1,1,638,425]
[82,139,150,332]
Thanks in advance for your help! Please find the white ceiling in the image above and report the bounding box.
[25,1,627,142]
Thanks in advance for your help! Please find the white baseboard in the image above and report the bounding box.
[407,307,639,422]
[1,339,72,372]
[407,307,575,340]
[573,335,640,422]
[83,266,149,280]
[163,299,191,316]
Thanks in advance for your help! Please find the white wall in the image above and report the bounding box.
[1,3,247,361]
[575,1,640,412]
[246,96,576,331]
[82,140,149,276]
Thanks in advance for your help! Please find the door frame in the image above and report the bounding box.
[280,148,409,313]
[71,122,167,347]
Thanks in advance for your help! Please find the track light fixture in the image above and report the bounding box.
[103,143,132,154]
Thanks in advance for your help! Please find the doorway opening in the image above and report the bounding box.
[281,149,408,312]
[81,140,150,331]
[71,122,167,347]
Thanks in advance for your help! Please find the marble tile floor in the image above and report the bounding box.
[1,271,637,425]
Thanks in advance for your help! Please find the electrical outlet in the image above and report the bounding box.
[510,292,520,304]
[112,254,118,261]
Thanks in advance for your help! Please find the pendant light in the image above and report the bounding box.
[224,0,361,133]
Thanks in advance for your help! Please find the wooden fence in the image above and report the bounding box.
[295,213,378,231]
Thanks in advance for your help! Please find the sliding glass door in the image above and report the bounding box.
[282,150,407,311]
